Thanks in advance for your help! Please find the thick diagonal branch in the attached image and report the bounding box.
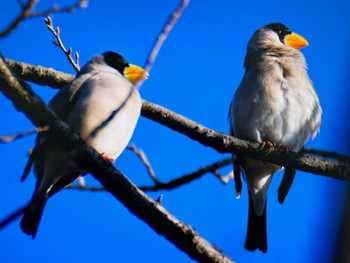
[0,56,233,263]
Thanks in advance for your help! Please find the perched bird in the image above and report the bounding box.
[229,23,321,253]
[20,51,148,238]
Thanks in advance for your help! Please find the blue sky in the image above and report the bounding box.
[1,0,350,262]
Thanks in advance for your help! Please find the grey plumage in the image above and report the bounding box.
[20,51,147,238]
[229,23,321,252]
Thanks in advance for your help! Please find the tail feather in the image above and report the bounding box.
[20,195,47,239]
[245,191,267,253]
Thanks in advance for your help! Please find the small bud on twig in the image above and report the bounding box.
[156,194,163,204]
[46,16,52,26]
[79,0,89,8]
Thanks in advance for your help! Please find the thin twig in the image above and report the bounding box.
[44,16,80,72]
[77,176,85,186]
[139,158,233,191]
[86,0,190,140]
[0,0,37,38]
[17,0,25,9]
[64,158,233,193]
[134,0,190,89]
[0,204,28,230]
[0,126,48,143]
[65,184,104,192]
[212,170,234,185]
[0,0,87,39]
[27,0,88,18]
[127,144,159,184]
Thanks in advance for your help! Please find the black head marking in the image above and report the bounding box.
[266,23,292,43]
[102,51,129,75]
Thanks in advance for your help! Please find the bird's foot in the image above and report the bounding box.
[260,140,277,160]
[101,153,115,163]
[261,140,276,149]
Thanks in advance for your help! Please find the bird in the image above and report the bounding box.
[20,51,148,238]
[229,23,322,253]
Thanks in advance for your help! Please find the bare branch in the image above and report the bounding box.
[141,101,350,180]
[4,58,350,181]
[135,0,190,89]
[44,16,80,72]
[77,175,85,186]
[0,0,37,38]
[212,170,234,185]
[65,158,233,193]
[0,127,48,143]
[0,204,28,229]
[0,55,234,263]
[302,148,350,163]
[139,158,233,191]
[17,0,25,9]
[5,58,74,89]
[66,184,104,192]
[0,0,87,39]
[27,0,88,18]
[127,144,159,184]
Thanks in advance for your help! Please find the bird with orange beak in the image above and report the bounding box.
[229,23,321,253]
[20,51,148,238]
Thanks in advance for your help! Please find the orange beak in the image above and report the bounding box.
[285,32,309,50]
[124,64,149,84]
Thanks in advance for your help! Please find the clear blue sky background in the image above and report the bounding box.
[1,1,349,262]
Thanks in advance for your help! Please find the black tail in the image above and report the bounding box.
[244,192,267,253]
[20,195,47,239]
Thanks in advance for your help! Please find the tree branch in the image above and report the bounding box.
[0,0,87,39]
[0,0,37,38]
[65,157,233,192]
[0,55,234,263]
[4,58,350,181]
[135,0,189,89]
[44,16,80,72]
[0,127,47,143]
[5,58,73,88]
[127,144,160,184]
[141,103,350,180]
[27,0,88,19]
[139,158,233,191]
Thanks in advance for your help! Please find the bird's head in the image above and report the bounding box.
[247,23,308,52]
[102,51,149,85]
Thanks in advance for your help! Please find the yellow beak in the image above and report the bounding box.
[285,32,309,50]
[124,64,149,84]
